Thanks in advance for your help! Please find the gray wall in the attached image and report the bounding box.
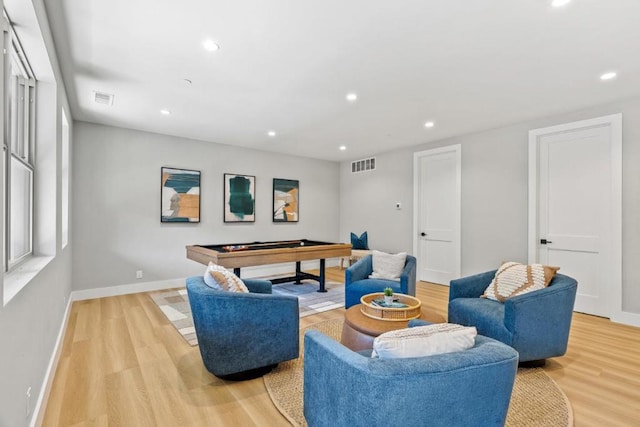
[0,253,72,426]
[340,97,640,314]
[72,122,341,290]
[339,149,416,254]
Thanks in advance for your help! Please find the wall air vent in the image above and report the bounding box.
[351,157,376,173]
[93,91,114,106]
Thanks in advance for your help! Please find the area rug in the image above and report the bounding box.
[263,319,573,427]
[270,281,344,317]
[149,281,344,346]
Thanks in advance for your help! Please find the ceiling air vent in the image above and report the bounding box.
[351,157,376,173]
[93,91,114,106]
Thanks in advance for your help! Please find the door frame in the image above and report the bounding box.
[412,144,461,284]
[528,114,622,321]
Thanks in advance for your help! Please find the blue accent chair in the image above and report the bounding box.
[448,270,578,363]
[186,275,299,379]
[304,319,519,427]
[345,254,416,308]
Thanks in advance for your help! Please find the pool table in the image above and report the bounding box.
[186,239,351,292]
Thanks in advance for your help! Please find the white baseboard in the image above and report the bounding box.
[31,294,73,427]
[71,277,185,301]
[611,310,640,328]
[71,258,341,301]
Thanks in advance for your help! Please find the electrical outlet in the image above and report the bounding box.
[26,386,31,418]
[136,270,143,279]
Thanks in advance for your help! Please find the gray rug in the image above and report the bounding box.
[271,280,345,317]
[150,280,345,346]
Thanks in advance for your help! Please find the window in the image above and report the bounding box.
[3,13,36,271]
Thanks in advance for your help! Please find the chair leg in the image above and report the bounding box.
[216,364,278,381]
[519,359,546,368]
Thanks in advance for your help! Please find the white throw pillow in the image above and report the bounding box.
[371,323,477,359]
[369,250,407,281]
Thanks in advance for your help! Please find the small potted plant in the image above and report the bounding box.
[383,287,394,305]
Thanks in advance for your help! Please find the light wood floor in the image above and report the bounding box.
[42,267,640,426]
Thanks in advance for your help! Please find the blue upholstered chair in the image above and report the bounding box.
[186,275,299,379]
[303,319,519,427]
[448,270,578,363]
[344,254,417,308]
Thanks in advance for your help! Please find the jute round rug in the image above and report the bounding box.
[264,319,573,427]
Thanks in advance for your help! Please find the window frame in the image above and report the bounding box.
[3,12,36,272]
[61,109,69,249]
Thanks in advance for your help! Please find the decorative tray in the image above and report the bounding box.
[360,293,421,321]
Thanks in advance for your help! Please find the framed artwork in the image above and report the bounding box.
[224,173,256,222]
[273,178,299,222]
[161,167,201,222]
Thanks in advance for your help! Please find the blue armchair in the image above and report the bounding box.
[448,270,577,363]
[186,275,299,380]
[345,254,417,308]
[304,319,519,427]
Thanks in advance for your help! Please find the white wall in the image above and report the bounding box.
[0,0,74,426]
[72,122,341,290]
[340,97,640,315]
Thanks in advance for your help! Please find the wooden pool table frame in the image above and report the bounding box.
[186,240,351,292]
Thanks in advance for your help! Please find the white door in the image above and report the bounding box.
[413,145,461,285]
[529,115,622,318]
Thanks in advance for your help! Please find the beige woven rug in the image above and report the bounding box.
[264,319,573,427]
[149,281,344,346]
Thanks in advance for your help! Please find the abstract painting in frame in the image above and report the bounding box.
[224,173,256,222]
[161,167,200,223]
[273,178,299,222]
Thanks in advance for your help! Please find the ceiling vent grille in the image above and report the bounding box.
[351,157,376,173]
[93,91,114,106]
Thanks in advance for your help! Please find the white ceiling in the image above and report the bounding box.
[44,0,640,161]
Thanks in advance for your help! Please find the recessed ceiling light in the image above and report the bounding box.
[203,39,220,52]
[339,145,347,151]
[600,71,617,81]
[346,93,358,102]
[267,130,276,137]
[424,121,435,128]
[160,109,171,115]
[551,0,571,7]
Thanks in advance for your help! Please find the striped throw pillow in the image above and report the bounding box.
[483,262,559,302]
[204,262,249,293]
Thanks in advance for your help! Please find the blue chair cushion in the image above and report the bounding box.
[448,298,513,345]
[350,231,369,250]
[345,278,402,308]
[345,254,416,309]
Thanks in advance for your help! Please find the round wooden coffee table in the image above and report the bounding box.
[341,303,445,351]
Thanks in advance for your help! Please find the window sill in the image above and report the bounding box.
[3,255,55,306]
